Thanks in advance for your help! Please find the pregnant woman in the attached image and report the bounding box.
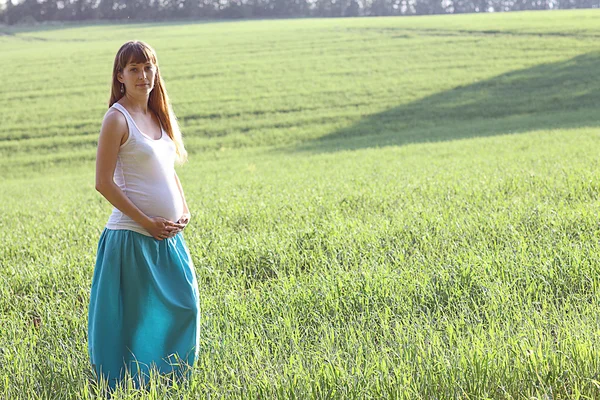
[88,40,200,391]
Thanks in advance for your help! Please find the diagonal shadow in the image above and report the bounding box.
[0,19,239,36]
[292,52,600,153]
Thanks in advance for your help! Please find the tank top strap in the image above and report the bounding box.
[111,103,138,139]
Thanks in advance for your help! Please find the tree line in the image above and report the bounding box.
[1,0,598,25]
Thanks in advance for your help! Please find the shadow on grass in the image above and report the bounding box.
[0,17,286,36]
[292,52,600,153]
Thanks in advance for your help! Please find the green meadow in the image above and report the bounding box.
[3,10,600,398]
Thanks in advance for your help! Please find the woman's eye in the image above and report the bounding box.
[131,68,137,72]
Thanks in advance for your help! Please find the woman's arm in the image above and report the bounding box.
[95,109,182,240]
[174,171,191,226]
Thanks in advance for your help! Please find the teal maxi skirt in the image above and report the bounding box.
[88,228,200,390]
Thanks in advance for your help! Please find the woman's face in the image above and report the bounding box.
[118,61,157,95]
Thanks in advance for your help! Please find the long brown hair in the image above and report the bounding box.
[109,40,188,164]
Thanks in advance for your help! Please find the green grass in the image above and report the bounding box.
[2,10,600,399]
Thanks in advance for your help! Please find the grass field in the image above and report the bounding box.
[2,10,600,399]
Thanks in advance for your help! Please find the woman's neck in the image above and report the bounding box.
[121,94,150,114]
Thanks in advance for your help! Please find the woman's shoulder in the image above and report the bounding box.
[102,106,128,129]
[100,105,129,141]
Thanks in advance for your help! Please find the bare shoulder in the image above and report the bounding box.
[100,107,129,144]
[102,107,127,132]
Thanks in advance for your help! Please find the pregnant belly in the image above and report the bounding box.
[126,183,184,223]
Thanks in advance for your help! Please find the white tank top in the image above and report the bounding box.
[105,102,184,237]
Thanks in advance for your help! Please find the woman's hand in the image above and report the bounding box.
[177,213,191,230]
[143,217,185,241]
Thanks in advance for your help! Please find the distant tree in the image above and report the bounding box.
[97,0,115,19]
[3,0,13,23]
[414,0,446,13]
[18,0,41,21]
[1,0,600,25]
[345,0,362,15]
[369,0,393,15]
